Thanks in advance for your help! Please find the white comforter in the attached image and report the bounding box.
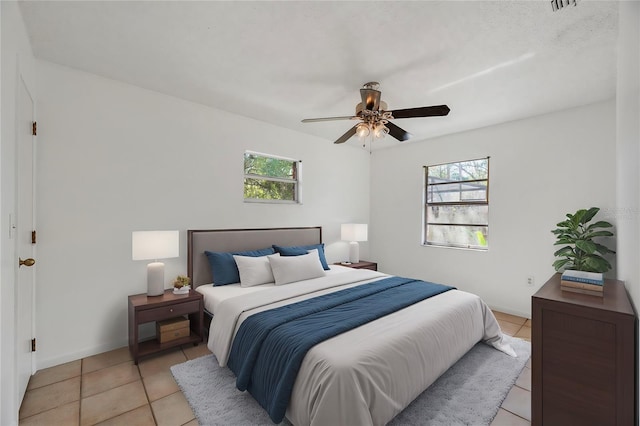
[208,269,514,426]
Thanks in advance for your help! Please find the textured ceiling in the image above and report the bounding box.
[18,0,618,149]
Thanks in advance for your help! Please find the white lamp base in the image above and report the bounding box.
[147,262,165,296]
[349,241,360,264]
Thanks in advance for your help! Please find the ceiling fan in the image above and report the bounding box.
[301,82,450,144]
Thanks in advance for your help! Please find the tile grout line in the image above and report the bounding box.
[501,405,531,423]
[497,316,531,425]
[137,361,159,426]
[81,371,148,424]
[79,358,84,425]
[177,347,197,425]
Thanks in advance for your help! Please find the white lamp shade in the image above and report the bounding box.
[132,230,179,260]
[341,224,368,242]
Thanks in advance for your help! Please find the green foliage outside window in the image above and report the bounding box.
[427,159,488,181]
[244,152,299,202]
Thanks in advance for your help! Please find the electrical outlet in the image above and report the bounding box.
[526,276,535,286]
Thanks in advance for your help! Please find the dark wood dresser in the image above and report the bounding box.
[532,273,636,425]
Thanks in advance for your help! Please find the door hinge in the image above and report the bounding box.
[31,230,37,244]
[31,338,36,352]
[32,121,37,136]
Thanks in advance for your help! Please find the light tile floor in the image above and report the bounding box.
[19,311,531,425]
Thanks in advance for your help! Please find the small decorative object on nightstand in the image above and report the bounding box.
[335,260,377,271]
[172,275,191,294]
[128,289,203,364]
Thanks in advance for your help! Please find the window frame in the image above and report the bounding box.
[422,157,490,250]
[243,151,301,204]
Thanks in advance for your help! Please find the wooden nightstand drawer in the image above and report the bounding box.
[334,260,377,271]
[138,299,200,323]
[358,264,377,271]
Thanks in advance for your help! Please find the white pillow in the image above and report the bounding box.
[306,248,321,262]
[268,252,325,285]
[233,254,276,287]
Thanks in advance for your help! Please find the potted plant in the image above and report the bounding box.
[172,275,191,294]
[551,207,615,281]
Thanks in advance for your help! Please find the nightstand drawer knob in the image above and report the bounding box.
[169,308,173,312]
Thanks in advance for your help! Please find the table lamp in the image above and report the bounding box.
[341,223,368,264]
[132,230,179,296]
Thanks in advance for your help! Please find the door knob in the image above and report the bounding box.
[19,258,35,267]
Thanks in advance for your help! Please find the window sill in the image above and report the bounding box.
[421,243,488,252]
[244,199,301,205]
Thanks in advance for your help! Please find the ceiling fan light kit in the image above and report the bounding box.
[302,82,450,145]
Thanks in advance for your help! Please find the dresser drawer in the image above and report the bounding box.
[138,300,200,323]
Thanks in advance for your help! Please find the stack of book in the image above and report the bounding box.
[561,270,604,297]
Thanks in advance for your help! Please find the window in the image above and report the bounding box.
[423,157,489,249]
[243,152,300,203]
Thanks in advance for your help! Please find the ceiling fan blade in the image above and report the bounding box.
[390,105,450,119]
[301,115,357,123]
[334,125,358,144]
[360,88,381,111]
[386,122,412,142]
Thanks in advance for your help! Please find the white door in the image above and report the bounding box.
[16,76,36,402]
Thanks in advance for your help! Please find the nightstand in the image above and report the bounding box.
[128,289,204,364]
[334,260,377,271]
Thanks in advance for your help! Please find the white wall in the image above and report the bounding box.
[1,1,37,424]
[34,60,370,369]
[615,0,640,413]
[370,101,616,318]
[616,0,640,311]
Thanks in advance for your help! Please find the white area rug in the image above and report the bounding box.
[171,336,530,426]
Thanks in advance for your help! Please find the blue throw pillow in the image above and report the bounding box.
[272,243,330,270]
[205,247,275,286]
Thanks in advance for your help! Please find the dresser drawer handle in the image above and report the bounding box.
[169,308,173,313]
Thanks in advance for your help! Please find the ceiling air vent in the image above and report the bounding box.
[551,0,578,12]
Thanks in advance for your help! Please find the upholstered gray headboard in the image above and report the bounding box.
[187,227,322,287]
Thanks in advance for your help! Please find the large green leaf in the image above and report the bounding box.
[594,243,616,255]
[553,259,572,271]
[553,246,574,257]
[586,221,613,230]
[554,238,575,245]
[575,240,596,254]
[556,220,573,228]
[572,209,587,226]
[552,231,577,241]
[583,255,611,273]
[584,230,614,238]
[580,207,600,224]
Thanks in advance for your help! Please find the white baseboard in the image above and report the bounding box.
[36,338,129,371]
[489,304,530,320]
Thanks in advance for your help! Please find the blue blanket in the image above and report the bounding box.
[227,276,455,423]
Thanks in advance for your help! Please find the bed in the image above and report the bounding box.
[188,227,514,426]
